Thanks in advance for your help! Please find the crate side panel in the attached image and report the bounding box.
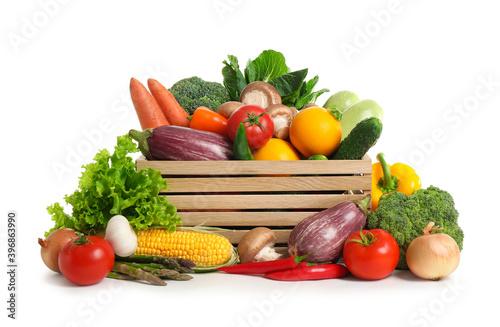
[165,175,371,193]
[165,193,368,210]
[137,156,371,176]
[178,211,318,227]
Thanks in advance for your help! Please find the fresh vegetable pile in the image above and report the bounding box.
[39,49,464,287]
[127,49,383,162]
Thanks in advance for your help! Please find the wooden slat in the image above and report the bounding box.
[164,175,371,193]
[137,155,371,175]
[177,211,318,226]
[214,229,293,244]
[275,247,289,256]
[165,193,368,210]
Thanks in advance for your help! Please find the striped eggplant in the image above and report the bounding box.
[288,196,370,263]
[129,125,233,161]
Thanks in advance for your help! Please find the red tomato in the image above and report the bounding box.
[58,233,115,286]
[227,105,274,149]
[343,229,399,280]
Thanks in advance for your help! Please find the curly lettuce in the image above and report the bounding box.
[46,134,181,236]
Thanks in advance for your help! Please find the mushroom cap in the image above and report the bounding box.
[237,227,277,263]
[266,104,294,139]
[239,81,282,109]
[266,104,294,118]
[217,101,244,119]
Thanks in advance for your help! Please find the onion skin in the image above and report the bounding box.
[288,197,369,263]
[406,222,460,280]
[38,228,78,272]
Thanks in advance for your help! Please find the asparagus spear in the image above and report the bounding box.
[107,271,137,281]
[129,262,194,280]
[130,261,195,274]
[116,254,196,268]
[153,269,193,281]
[112,262,166,286]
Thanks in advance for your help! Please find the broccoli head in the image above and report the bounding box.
[366,186,464,269]
[168,76,231,115]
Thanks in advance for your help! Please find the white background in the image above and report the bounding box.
[1,0,499,326]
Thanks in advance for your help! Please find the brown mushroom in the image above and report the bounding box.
[216,101,244,119]
[239,81,282,109]
[237,227,282,263]
[266,104,295,139]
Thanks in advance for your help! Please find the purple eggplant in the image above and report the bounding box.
[129,125,233,161]
[288,196,370,263]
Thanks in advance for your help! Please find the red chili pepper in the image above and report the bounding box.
[217,254,311,275]
[264,263,348,281]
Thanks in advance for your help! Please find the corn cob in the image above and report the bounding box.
[135,228,234,266]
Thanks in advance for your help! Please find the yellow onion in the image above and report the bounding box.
[38,228,78,272]
[406,222,460,280]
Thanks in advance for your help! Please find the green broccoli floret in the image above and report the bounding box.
[168,76,231,115]
[367,186,464,270]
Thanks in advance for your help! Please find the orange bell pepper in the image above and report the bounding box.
[371,153,421,210]
[189,106,228,137]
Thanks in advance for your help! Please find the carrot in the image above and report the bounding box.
[147,78,190,127]
[130,77,170,130]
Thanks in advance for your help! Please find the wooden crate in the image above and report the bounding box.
[136,156,372,249]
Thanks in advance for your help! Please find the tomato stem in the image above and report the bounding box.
[67,232,92,252]
[347,229,378,247]
[242,111,267,132]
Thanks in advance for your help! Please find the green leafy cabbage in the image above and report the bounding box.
[222,49,329,109]
[46,134,181,236]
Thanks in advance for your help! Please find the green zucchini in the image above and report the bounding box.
[340,99,383,141]
[331,117,382,160]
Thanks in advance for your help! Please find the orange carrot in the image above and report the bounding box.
[130,78,170,130]
[147,78,190,127]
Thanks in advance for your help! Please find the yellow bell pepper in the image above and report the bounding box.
[371,153,421,210]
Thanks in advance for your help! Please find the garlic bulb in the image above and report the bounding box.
[105,215,138,257]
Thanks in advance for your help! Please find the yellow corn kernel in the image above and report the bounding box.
[135,228,233,266]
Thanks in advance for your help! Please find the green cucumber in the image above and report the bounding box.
[331,117,382,160]
[340,99,383,141]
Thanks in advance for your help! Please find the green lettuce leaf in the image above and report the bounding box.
[45,134,181,236]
